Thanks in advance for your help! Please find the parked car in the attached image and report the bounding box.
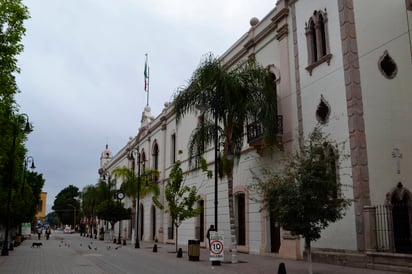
[63,225,73,234]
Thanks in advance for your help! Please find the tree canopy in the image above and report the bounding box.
[95,200,131,229]
[251,126,351,274]
[0,0,31,228]
[52,185,81,226]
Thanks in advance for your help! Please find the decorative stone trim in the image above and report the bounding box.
[305,53,332,75]
[290,3,304,147]
[338,0,371,252]
[276,23,289,41]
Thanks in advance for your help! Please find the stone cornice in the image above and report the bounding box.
[271,7,289,25]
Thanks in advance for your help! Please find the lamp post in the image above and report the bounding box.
[212,99,221,266]
[130,148,141,249]
[196,96,220,266]
[116,190,125,244]
[1,114,32,256]
[68,204,76,231]
[102,170,111,241]
[23,156,36,187]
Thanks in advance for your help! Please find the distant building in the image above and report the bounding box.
[35,192,47,219]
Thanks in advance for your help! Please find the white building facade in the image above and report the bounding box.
[99,0,412,270]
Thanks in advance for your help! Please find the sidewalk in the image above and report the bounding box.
[138,241,402,274]
[0,233,404,274]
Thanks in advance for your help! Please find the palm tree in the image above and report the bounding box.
[173,53,278,263]
[112,167,161,207]
[81,184,98,229]
[96,175,117,202]
[94,175,117,237]
[112,167,161,243]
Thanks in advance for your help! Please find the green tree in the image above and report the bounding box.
[112,167,160,210]
[80,175,118,237]
[0,0,30,98]
[81,184,99,228]
[251,126,351,274]
[81,184,98,218]
[45,211,60,227]
[14,171,45,224]
[95,200,131,230]
[0,0,30,181]
[52,185,81,227]
[0,0,30,232]
[95,175,117,202]
[156,151,208,252]
[173,53,278,262]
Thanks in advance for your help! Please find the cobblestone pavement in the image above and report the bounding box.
[0,231,403,274]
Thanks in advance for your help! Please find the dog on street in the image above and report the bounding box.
[31,242,42,248]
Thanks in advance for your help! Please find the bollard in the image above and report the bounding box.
[153,244,158,252]
[277,262,287,274]
[177,247,182,258]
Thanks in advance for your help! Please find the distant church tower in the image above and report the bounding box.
[98,144,112,179]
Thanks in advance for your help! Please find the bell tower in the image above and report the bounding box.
[98,144,112,178]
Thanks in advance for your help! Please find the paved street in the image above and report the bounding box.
[0,231,402,274]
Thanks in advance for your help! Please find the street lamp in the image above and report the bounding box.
[116,190,125,244]
[68,204,76,230]
[130,148,141,249]
[196,98,219,232]
[1,113,32,256]
[196,96,221,266]
[23,156,36,188]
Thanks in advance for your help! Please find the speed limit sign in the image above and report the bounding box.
[209,232,224,261]
[210,240,224,255]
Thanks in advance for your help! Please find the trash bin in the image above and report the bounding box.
[15,235,22,246]
[99,227,104,241]
[188,239,200,261]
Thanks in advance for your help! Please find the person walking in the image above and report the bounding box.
[45,227,51,240]
[206,225,215,250]
[36,226,42,240]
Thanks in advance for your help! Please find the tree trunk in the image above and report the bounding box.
[305,238,312,274]
[175,225,179,253]
[227,175,238,263]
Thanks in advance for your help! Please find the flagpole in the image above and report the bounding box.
[147,66,150,106]
[144,53,150,106]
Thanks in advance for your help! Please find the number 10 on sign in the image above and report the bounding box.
[209,232,224,261]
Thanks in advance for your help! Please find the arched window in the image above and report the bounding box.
[305,9,332,75]
[152,142,159,171]
[319,14,327,57]
[151,205,156,241]
[309,19,317,62]
[141,151,146,171]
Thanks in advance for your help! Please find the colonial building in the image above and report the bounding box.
[99,0,412,271]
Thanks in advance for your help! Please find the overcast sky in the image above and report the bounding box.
[15,0,275,212]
